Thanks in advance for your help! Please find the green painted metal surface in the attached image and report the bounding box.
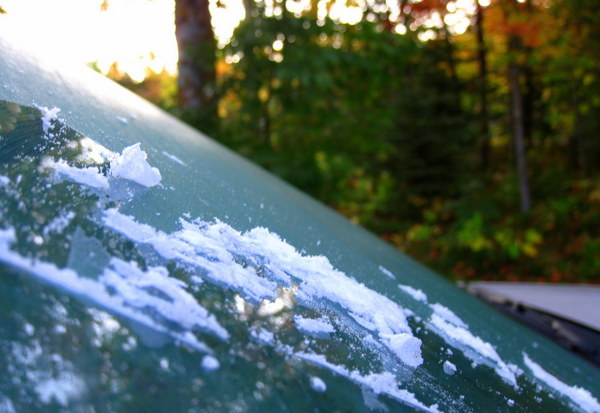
[0,36,598,412]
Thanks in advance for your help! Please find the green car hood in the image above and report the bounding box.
[0,35,598,412]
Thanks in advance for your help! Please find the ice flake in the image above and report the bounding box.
[399,284,428,303]
[523,353,600,413]
[443,360,457,375]
[379,265,396,279]
[202,355,220,371]
[310,376,327,393]
[162,150,187,166]
[109,143,161,187]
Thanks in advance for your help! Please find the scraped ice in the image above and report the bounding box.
[428,312,517,387]
[0,227,223,351]
[109,143,161,187]
[430,303,468,329]
[45,159,109,189]
[294,315,335,336]
[384,333,423,368]
[298,353,439,412]
[399,284,428,303]
[102,209,422,367]
[523,353,600,412]
[44,141,161,189]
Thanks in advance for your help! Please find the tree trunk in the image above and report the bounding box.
[508,34,532,213]
[175,0,218,136]
[475,0,491,170]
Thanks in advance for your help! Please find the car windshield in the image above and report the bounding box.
[1,38,599,413]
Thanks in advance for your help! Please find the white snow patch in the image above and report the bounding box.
[310,376,327,393]
[162,151,187,166]
[109,143,161,187]
[379,265,396,279]
[294,315,335,336]
[0,175,9,186]
[443,360,457,375]
[523,353,600,413]
[399,284,428,303]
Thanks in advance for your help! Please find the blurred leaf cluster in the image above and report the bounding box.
[110,0,599,283]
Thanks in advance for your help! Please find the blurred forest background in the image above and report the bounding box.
[108,0,599,283]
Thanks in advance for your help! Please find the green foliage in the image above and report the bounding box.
[116,0,600,284]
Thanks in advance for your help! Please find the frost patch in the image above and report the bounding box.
[523,353,600,413]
